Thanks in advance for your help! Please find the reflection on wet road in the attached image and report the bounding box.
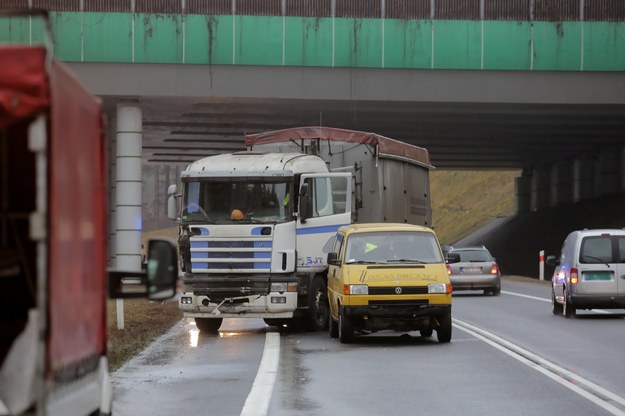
[112,318,268,416]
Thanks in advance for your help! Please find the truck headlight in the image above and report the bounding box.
[349,284,368,295]
[428,283,447,294]
[271,282,287,293]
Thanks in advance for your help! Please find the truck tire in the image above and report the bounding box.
[338,306,353,343]
[195,318,222,334]
[436,311,452,343]
[306,276,329,331]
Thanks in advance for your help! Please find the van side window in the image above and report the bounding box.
[579,236,612,264]
[618,237,625,263]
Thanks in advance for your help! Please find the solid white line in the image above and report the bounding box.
[502,290,621,315]
[454,319,625,416]
[240,332,280,416]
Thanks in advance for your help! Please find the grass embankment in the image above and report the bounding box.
[107,227,180,371]
[107,171,519,369]
[430,170,519,246]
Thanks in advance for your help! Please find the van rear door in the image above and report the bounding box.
[577,234,618,295]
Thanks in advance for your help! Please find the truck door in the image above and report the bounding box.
[296,173,351,273]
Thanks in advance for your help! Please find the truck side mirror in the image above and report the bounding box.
[446,252,461,264]
[167,184,177,220]
[299,182,309,223]
[546,255,559,266]
[327,252,339,265]
[108,238,178,300]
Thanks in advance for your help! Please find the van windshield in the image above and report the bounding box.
[181,178,293,224]
[344,231,443,264]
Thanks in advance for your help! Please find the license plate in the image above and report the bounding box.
[461,267,481,274]
[583,272,612,281]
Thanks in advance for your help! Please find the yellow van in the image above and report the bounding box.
[326,223,452,343]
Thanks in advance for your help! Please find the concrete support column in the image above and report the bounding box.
[549,161,573,207]
[115,104,143,330]
[515,173,531,214]
[573,157,595,202]
[594,148,620,197]
[530,166,550,211]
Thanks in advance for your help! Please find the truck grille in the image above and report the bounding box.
[190,238,272,273]
[368,286,429,295]
[369,299,429,306]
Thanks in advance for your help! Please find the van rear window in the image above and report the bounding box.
[579,236,616,264]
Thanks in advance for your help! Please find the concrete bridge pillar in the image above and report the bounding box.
[515,173,531,214]
[594,148,620,197]
[549,161,573,207]
[530,166,550,211]
[573,157,595,202]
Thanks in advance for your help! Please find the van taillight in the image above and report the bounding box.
[490,263,499,275]
[570,268,579,284]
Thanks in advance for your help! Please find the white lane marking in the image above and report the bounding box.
[454,319,625,416]
[240,332,280,416]
[502,290,621,315]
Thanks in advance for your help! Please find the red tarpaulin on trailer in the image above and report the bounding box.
[245,126,431,167]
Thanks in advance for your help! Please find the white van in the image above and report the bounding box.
[547,229,625,318]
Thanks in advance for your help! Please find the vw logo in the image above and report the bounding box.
[395,287,402,294]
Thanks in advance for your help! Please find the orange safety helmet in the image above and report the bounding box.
[230,209,245,220]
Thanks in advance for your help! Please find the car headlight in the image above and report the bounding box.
[350,284,369,295]
[428,283,447,294]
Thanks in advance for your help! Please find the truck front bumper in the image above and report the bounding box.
[179,291,297,318]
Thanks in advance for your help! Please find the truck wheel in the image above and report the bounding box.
[551,289,563,315]
[195,318,222,334]
[329,314,339,338]
[436,312,452,343]
[338,307,353,343]
[563,288,576,318]
[306,276,329,331]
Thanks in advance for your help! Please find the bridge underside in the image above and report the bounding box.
[71,62,625,170]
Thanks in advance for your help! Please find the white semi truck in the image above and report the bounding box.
[169,126,432,332]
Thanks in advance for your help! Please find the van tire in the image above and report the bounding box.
[338,307,353,343]
[437,311,452,343]
[195,318,222,333]
[563,288,576,318]
[306,276,329,331]
[551,289,563,315]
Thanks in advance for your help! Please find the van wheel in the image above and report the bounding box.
[551,289,563,315]
[436,311,452,343]
[563,288,576,318]
[329,315,339,338]
[338,307,353,343]
[195,318,222,334]
[306,277,329,331]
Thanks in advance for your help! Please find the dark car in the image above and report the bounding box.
[446,246,501,295]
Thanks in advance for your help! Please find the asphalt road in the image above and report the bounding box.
[112,276,625,416]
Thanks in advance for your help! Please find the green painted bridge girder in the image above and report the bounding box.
[1,12,624,71]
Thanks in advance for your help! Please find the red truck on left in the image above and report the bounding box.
[0,10,178,416]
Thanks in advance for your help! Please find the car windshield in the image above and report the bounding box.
[344,231,443,264]
[181,178,293,224]
[453,249,492,262]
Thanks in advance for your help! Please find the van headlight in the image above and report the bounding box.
[349,284,368,295]
[428,283,447,294]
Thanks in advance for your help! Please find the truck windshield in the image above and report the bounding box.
[181,178,293,224]
[345,231,443,264]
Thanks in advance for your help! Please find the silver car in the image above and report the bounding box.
[547,229,625,318]
[446,246,501,295]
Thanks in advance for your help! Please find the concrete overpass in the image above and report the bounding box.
[2,1,625,229]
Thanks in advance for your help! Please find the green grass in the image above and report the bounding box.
[430,170,519,245]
